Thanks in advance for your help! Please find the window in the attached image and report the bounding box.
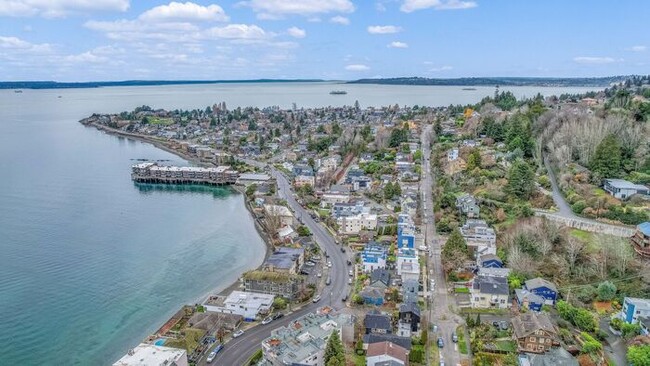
[529,337,536,342]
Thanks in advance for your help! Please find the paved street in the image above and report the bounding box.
[420,125,464,366]
[210,160,350,366]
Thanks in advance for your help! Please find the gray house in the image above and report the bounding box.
[603,179,649,200]
[456,193,480,218]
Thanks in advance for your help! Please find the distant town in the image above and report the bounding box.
[83,75,650,366]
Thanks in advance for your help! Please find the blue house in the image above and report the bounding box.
[620,297,650,324]
[515,289,545,312]
[478,254,503,268]
[362,242,387,273]
[360,287,385,306]
[397,226,415,249]
[524,278,558,306]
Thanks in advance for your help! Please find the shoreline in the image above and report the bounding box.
[87,123,274,348]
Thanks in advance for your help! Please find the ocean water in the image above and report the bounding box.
[0,82,600,365]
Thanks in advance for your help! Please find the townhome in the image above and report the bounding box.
[362,243,388,273]
[364,310,392,335]
[338,213,378,235]
[470,275,509,309]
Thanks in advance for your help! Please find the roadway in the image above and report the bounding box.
[210,160,350,366]
[420,125,463,366]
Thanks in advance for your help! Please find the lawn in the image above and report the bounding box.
[570,229,592,242]
[163,327,206,353]
[149,117,174,125]
[494,340,517,353]
[350,353,365,366]
[457,326,468,354]
[455,287,470,294]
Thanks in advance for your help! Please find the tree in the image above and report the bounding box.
[506,159,535,199]
[591,134,622,179]
[323,331,345,366]
[597,281,617,301]
[442,228,469,272]
[272,297,287,310]
[413,149,423,161]
[628,344,650,366]
[467,149,482,170]
[297,225,311,237]
[245,183,257,198]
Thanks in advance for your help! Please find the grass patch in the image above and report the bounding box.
[455,287,470,294]
[163,328,206,353]
[351,353,366,366]
[570,229,592,242]
[494,340,517,353]
[149,117,174,125]
[318,209,330,218]
[460,308,508,315]
[457,326,468,355]
[246,349,263,366]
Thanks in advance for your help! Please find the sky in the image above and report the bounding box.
[0,0,648,81]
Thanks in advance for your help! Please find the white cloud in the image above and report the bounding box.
[375,2,387,12]
[0,35,51,52]
[202,24,268,40]
[429,65,453,71]
[345,64,369,71]
[388,41,408,48]
[240,0,354,19]
[329,15,349,25]
[400,0,477,13]
[0,0,129,17]
[573,56,622,65]
[367,25,402,34]
[626,45,646,52]
[139,2,229,22]
[287,26,306,38]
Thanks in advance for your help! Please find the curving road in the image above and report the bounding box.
[209,161,350,366]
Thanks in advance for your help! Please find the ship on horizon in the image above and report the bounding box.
[329,90,347,95]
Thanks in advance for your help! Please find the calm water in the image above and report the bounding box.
[0,82,600,365]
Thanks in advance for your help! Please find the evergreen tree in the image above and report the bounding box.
[506,159,535,199]
[323,331,345,366]
[591,134,622,179]
[467,149,482,170]
[442,228,469,272]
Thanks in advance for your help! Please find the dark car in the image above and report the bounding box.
[437,337,444,348]
[347,260,352,266]
[273,313,284,320]
[340,247,346,253]
[452,333,458,343]
[492,321,499,327]
[342,295,348,302]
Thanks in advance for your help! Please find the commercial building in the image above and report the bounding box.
[113,343,188,366]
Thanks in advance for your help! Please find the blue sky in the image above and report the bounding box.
[0,0,648,81]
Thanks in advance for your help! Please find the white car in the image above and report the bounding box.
[312,295,322,303]
[261,317,273,325]
[232,329,244,338]
[327,261,332,268]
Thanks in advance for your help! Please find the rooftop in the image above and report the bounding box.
[473,275,509,295]
[605,178,648,191]
[113,343,186,366]
[512,312,556,339]
[264,247,304,270]
[366,341,409,363]
[638,222,650,237]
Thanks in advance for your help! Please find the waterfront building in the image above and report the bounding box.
[242,270,303,301]
[113,343,188,366]
[263,204,294,227]
[262,247,304,274]
[204,291,274,321]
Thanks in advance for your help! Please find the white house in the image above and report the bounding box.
[603,179,649,200]
[205,291,274,321]
[447,148,459,161]
[337,213,378,235]
[113,344,188,366]
[264,204,294,227]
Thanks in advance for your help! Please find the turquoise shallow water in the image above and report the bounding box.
[0,82,599,364]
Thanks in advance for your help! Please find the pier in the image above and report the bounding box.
[131,162,239,186]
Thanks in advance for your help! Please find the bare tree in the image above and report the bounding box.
[565,237,585,272]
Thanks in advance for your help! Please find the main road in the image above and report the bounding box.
[211,160,350,366]
[420,125,463,366]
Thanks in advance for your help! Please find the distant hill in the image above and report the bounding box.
[0,79,324,90]
[348,76,628,87]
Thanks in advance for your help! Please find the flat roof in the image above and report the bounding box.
[113,343,186,366]
[605,179,648,191]
[238,173,271,181]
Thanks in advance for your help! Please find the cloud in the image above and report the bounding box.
[0,35,51,53]
[345,64,369,71]
[367,25,402,34]
[573,56,622,65]
[240,0,354,19]
[0,0,129,17]
[139,2,229,22]
[329,15,349,25]
[388,41,408,48]
[400,0,477,13]
[202,24,268,40]
[287,26,306,38]
[429,65,453,71]
[626,45,646,52]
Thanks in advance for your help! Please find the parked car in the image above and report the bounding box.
[206,344,223,363]
[499,321,509,330]
[348,278,353,284]
[261,317,273,325]
[342,295,348,302]
[492,321,499,327]
[232,330,244,338]
[272,313,284,320]
[452,333,458,343]
[312,295,321,303]
[347,260,352,266]
[348,270,354,276]
[340,247,346,253]
[326,277,331,285]
[327,261,332,268]
[437,337,444,348]
[317,272,322,278]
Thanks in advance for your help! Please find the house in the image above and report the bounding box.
[460,219,497,258]
[456,194,480,218]
[398,302,421,332]
[361,287,385,306]
[263,247,304,274]
[470,275,509,309]
[113,343,188,366]
[362,334,412,352]
[603,179,649,200]
[370,269,391,289]
[263,204,293,227]
[362,243,388,273]
[338,213,378,235]
[477,267,511,278]
[447,148,459,161]
[397,226,416,249]
[620,297,650,324]
[332,201,366,218]
[204,291,274,321]
[398,262,420,283]
[276,226,297,241]
[295,174,315,187]
[364,310,392,334]
[396,249,418,275]
[478,254,503,268]
[516,289,546,312]
[320,190,350,208]
[242,270,303,301]
[511,312,558,354]
[261,311,353,366]
[366,341,409,366]
[518,347,578,366]
[640,317,650,336]
[236,173,272,186]
[401,279,419,305]
[524,278,558,306]
[631,222,650,258]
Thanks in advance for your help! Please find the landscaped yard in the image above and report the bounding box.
[457,326,468,354]
[163,327,206,353]
[493,340,517,353]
